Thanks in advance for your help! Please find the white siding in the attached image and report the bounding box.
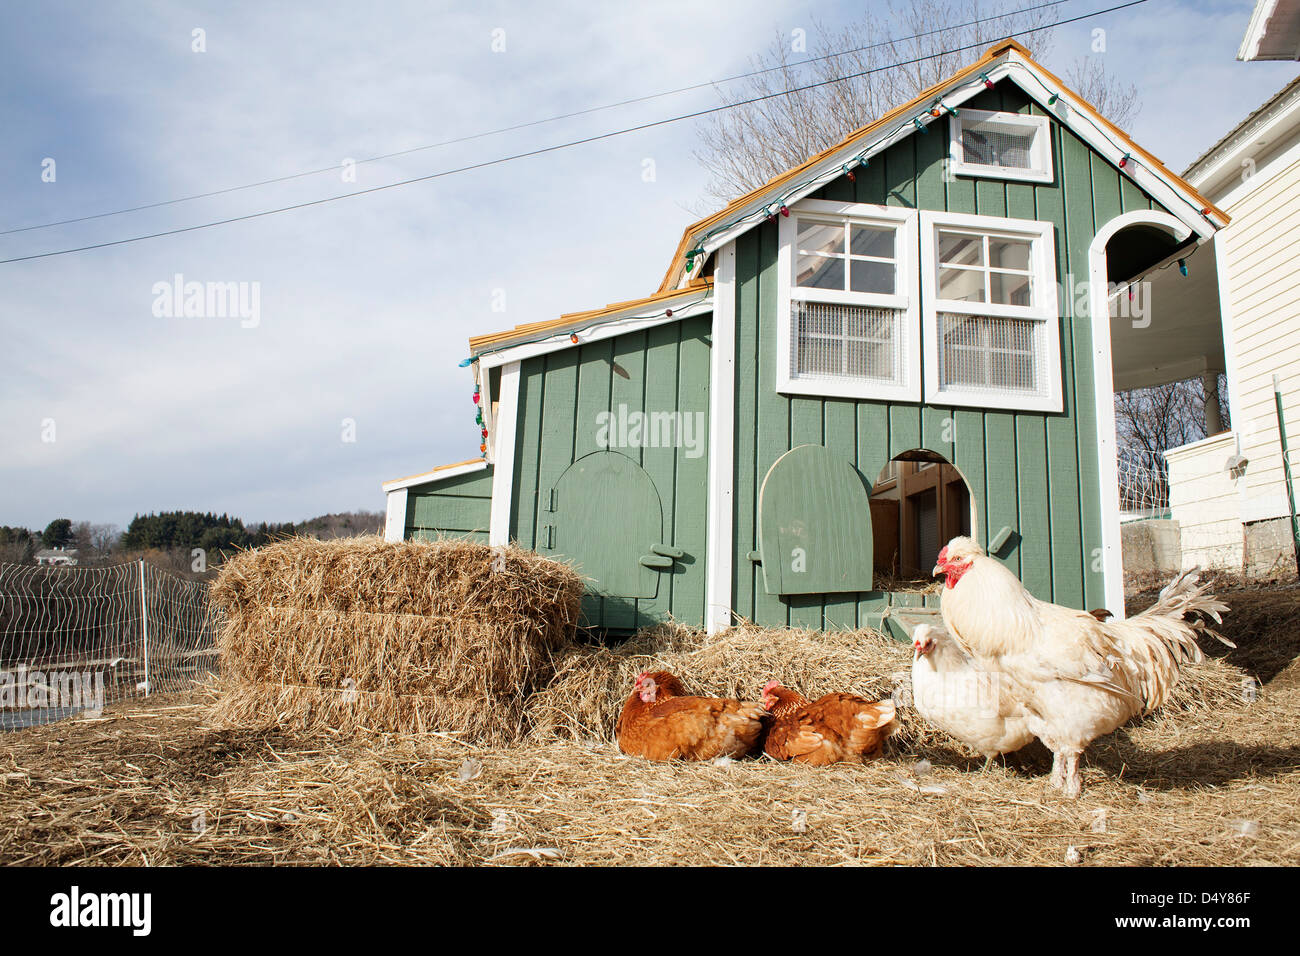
[1220,155,1300,522]
[1166,433,1244,571]
[384,488,408,542]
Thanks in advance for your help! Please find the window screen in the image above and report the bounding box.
[793,301,904,385]
[961,123,1036,169]
[937,313,1043,394]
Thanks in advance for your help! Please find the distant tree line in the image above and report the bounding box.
[0,511,383,571]
[121,512,296,556]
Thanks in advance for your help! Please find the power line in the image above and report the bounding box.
[0,0,1074,237]
[0,0,1150,267]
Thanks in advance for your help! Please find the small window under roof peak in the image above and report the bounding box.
[949,109,1053,184]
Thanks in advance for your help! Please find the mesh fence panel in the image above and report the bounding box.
[0,560,220,730]
[792,301,903,384]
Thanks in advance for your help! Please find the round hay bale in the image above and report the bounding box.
[208,536,583,743]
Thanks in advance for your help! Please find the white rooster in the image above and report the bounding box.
[911,622,1035,767]
[932,537,1230,797]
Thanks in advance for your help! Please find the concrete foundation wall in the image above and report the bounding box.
[1244,516,1298,576]
[1121,518,1182,576]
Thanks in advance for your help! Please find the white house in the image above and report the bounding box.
[1159,0,1300,575]
[35,548,80,567]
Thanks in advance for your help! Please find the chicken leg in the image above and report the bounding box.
[1062,752,1083,799]
[1049,751,1065,790]
[1049,749,1084,797]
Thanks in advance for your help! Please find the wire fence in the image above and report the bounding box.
[1118,448,1170,520]
[0,560,220,730]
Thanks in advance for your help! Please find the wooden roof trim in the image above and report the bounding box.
[467,277,711,353]
[383,458,487,489]
[1022,50,1227,220]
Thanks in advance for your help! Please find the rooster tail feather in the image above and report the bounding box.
[1109,571,1228,712]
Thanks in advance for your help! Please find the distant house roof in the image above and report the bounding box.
[1239,0,1300,61]
[35,548,79,561]
[1184,74,1300,187]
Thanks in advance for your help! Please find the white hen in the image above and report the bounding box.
[911,623,1035,767]
[933,537,1229,797]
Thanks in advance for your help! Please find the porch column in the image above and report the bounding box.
[1203,369,1224,436]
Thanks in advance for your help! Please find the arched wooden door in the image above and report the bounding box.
[758,444,874,595]
[546,450,671,599]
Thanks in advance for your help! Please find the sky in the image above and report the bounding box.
[1,0,1296,532]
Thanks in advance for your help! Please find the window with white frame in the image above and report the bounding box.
[949,109,1053,184]
[920,210,1061,412]
[777,199,920,401]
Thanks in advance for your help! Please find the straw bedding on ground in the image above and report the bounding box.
[4,580,1298,866]
[1,673,1295,866]
[6,551,1297,867]
[207,536,583,743]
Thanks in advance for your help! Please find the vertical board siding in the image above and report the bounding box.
[511,315,711,629]
[725,80,1155,627]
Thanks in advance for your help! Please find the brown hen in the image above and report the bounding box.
[760,681,898,766]
[616,670,767,761]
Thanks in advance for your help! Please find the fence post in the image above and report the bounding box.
[1274,376,1300,579]
[139,558,150,696]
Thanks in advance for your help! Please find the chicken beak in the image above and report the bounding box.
[931,561,944,577]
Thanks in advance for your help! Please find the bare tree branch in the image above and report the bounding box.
[1114,374,1230,458]
[693,0,1139,204]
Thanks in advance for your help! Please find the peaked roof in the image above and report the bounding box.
[468,39,1227,359]
[657,39,1227,294]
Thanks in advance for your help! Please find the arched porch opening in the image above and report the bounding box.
[1088,210,1231,615]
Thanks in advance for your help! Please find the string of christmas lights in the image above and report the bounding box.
[677,56,1218,279]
